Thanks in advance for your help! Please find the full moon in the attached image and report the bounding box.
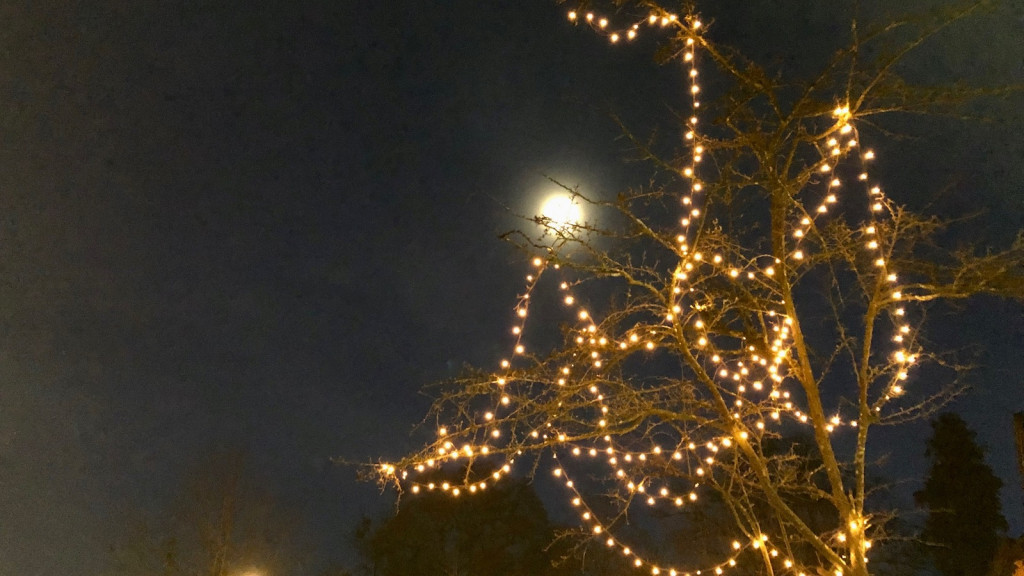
[538,193,583,234]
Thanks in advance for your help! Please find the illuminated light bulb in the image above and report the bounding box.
[840,124,852,134]
[579,310,589,320]
[593,525,602,534]
[793,250,804,260]
[598,18,608,28]
[516,308,527,318]
[859,173,869,180]
[568,11,577,20]
[514,345,525,354]
[636,559,644,567]
[623,547,632,556]
[864,150,875,159]
[628,29,637,40]
[684,52,693,62]
[610,33,619,43]
[691,85,700,94]
[821,164,832,172]
[693,182,702,191]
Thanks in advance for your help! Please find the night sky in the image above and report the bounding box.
[1,1,1022,574]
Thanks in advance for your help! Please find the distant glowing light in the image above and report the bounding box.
[539,194,583,234]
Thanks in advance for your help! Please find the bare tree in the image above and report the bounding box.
[107,449,304,576]
[373,3,1024,576]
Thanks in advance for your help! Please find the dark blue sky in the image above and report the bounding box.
[0,1,1021,574]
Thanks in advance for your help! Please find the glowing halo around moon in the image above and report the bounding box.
[538,193,583,235]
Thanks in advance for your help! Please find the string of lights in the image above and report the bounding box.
[378,5,925,575]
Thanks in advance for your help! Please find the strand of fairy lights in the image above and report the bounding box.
[551,454,763,576]
[380,8,922,576]
[389,257,553,493]
[788,107,921,414]
[567,8,681,45]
